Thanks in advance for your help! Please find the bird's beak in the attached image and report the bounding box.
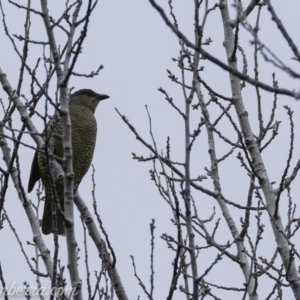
[99,94,110,101]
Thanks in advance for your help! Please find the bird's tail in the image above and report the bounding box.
[42,189,65,236]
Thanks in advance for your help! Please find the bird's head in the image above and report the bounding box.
[70,89,109,113]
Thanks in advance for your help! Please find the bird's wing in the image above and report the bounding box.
[28,150,40,193]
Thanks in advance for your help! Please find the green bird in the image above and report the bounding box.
[28,89,109,235]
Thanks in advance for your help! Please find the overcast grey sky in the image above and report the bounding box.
[1,1,300,299]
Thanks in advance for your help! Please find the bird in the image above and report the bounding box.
[28,89,109,235]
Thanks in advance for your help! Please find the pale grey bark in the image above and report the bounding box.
[74,192,129,300]
[39,0,84,297]
[0,68,54,279]
[219,0,300,299]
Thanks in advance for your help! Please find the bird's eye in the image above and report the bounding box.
[86,92,92,97]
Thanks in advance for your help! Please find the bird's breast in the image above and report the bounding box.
[70,106,97,183]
